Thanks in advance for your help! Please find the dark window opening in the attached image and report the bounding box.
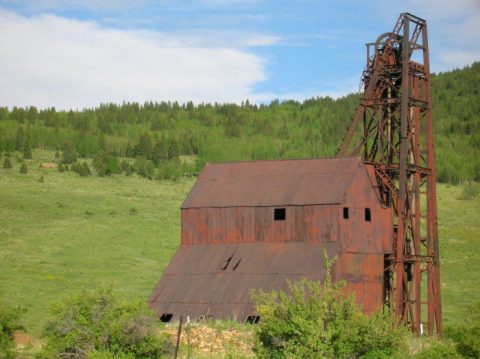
[404,262,413,282]
[246,315,260,324]
[160,314,173,323]
[383,255,392,303]
[343,207,349,219]
[222,255,233,270]
[274,208,286,221]
[233,259,241,270]
[365,208,371,222]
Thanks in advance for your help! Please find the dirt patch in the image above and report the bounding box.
[40,162,57,169]
[13,330,42,349]
[165,323,255,357]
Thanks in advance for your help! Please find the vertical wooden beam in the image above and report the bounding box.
[421,23,443,336]
[395,16,410,323]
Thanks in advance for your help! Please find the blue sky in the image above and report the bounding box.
[0,0,478,109]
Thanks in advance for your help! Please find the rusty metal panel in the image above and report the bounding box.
[181,205,340,245]
[337,253,385,313]
[338,166,394,254]
[182,157,365,208]
[149,242,386,320]
[148,242,340,322]
[344,281,383,313]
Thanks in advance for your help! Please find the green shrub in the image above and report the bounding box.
[134,157,155,179]
[22,144,32,160]
[458,182,479,200]
[252,252,407,358]
[0,305,25,358]
[413,339,461,359]
[2,158,12,169]
[39,288,172,359]
[72,162,91,177]
[38,175,44,183]
[57,163,65,172]
[445,301,480,358]
[19,163,27,174]
[87,350,134,358]
[120,159,130,174]
[61,141,78,164]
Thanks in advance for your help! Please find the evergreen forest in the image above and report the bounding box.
[1,62,478,183]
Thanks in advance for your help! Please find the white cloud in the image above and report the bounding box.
[0,9,268,109]
[0,0,159,13]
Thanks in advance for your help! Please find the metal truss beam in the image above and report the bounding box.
[337,12,442,336]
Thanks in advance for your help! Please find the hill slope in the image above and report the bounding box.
[0,150,478,335]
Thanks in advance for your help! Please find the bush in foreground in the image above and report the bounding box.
[252,252,407,358]
[0,305,25,358]
[413,338,461,359]
[445,301,480,358]
[39,288,172,359]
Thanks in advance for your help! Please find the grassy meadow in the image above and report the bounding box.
[0,150,193,335]
[0,149,479,337]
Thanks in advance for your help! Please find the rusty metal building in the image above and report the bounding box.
[148,157,393,322]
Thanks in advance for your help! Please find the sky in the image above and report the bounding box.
[0,0,479,109]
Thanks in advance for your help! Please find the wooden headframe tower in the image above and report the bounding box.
[337,13,442,335]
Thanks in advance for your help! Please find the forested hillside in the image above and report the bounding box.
[0,62,478,183]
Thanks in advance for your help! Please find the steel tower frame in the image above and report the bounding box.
[337,13,442,335]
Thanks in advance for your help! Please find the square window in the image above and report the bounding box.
[343,207,349,219]
[160,314,173,323]
[246,315,260,324]
[274,208,286,221]
[365,208,371,222]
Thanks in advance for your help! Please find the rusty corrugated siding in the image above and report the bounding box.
[181,205,339,245]
[182,157,364,208]
[148,242,340,321]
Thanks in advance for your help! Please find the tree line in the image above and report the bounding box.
[0,62,478,183]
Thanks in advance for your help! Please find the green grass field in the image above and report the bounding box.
[0,150,479,336]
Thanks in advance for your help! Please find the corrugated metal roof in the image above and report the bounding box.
[148,242,340,321]
[182,157,364,208]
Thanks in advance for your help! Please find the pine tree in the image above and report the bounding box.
[120,160,129,174]
[278,121,290,139]
[224,118,241,137]
[23,140,32,159]
[93,152,108,176]
[152,139,168,165]
[136,133,152,159]
[61,141,78,164]
[27,106,38,123]
[3,158,12,169]
[168,137,179,159]
[15,127,24,151]
[106,157,120,175]
[80,162,91,176]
